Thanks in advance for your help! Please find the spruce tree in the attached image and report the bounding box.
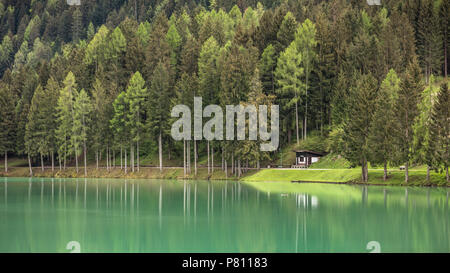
[0,85,16,173]
[369,69,401,181]
[429,83,449,182]
[342,73,378,183]
[397,58,424,183]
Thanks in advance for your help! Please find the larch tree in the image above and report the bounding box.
[396,58,424,183]
[0,85,16,173]
[126,71,147,172]
[275,40,303,145]
[147,60,172,172]
[73,88,91,176]
[369,69,401,181]
[56,72,77,171]
[429,83,449,182]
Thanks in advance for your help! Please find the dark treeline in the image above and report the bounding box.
[0,0,448,182]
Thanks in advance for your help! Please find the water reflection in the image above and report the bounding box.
[0,177,449,253]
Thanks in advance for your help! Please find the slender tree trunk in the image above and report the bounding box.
[95,148,98,170]
[446,166,449,182]
[305,72,308,140]
[183,140,186,177]
[194,140,197,176]
[4,151,7,173]
[383,161,387,181]
[137,141,140,172]
[41,153,44,172]
[405,161,409,183]
[125,148,127,174]
[426,165,430,182]
[257,159,260,170]
[84,141,87,177]
[113,149,116,168]
[120,146,123,169]
[295,101,299,145]
[238,159,241,178]
[131,142,134,173]
[28,154,33,176]
[51,151,54,172]
[212,145,214,174]
[225,159,228,179]
[106,146,109,171]
[159,132,162,172]
[207,141,210,174]
[59,154,62,171]
[231,152,234,175]
[75,149,79,174]
[188,141,191,174]
[222,146,224,171]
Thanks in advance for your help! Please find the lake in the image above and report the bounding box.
[0,177,448,253]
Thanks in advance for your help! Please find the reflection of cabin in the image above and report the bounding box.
[292,150,326,168]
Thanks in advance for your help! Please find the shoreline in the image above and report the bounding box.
[1,167,448,188]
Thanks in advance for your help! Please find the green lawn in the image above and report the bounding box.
[241,168,361,183]
[242,168,448,186]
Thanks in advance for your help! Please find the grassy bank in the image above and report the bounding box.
[241,168,449,187]
[0,166,239,181]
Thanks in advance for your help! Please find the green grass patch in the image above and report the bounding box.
[241,168,361,183]
[309,154,352,169]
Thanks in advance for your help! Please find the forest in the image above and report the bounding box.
[0,0,448,183]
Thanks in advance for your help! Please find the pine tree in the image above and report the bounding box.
[259,44,276,95]
[294,19,317,140]
[198,36,220,105]
[0,85,16,173]
[147,60,172,172]
[56,72,77,171]
[429,83,449,182]
[72,88,91,176]
[397,58,424,183]
[369,69,401,181]
[342,73,378,183]
[72,7,82,43]
[126,71,147,172]
[275,11,297,54]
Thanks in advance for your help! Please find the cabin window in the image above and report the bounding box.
[299,156,304,163]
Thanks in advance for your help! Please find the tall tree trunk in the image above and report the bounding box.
[207,141,210,174]
[194,140,197,176]
[4,151,7,173]
[383,161,387,181]
[84,141,87,177]
[125,148,127,174]
[238,159,241,178]
[28,154,33,176]
[295,101,299,145]
[106,146,109,171]
[137,141,140,172]
[231,152,234,175]
[75,149,79,174]
[113,149,115,168]
[59,154,62,171]
[405,161,409,183]
[212,144,214,174]
[446,166,449,182]
[51,151,54,172]
[159,132,162,172]
[225,159,228,179]
[183,140,186,177]
[222,146,224,171]
[131,142,134,173]
[41,153,44,172]
[426,165,430,182]
[305,65,308,140]
[96,149,99,170]
[120,146,123,169]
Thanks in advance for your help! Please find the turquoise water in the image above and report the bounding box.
[0,177,448,253]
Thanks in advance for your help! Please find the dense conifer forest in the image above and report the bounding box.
[0,0,448,182]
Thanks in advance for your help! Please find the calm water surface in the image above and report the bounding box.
[0,177,448,253]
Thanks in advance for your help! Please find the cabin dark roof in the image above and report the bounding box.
[293,150,326,157]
